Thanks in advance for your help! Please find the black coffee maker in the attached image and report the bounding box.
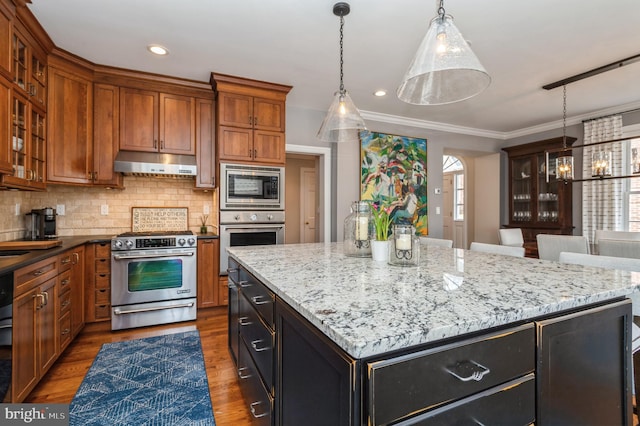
[26,207,57,240]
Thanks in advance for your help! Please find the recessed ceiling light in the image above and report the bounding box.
[147,44,169,56]
[374,90,387,97]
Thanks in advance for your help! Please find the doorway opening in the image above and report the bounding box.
[285,144,332,243]
[443,155,466,248]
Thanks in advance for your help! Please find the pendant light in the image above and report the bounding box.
[317,2,368,143]
[556,85,574,181]
[397,0,490,105]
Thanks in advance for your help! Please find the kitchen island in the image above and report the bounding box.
[227,242,638,425]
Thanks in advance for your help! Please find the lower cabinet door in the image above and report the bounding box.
[238,338,273,426]
[396,374,535,426]
[537,299,633,426]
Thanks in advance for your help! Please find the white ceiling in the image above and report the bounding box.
[27,0,640,139]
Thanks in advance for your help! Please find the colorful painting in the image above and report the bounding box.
[360,132,428,235]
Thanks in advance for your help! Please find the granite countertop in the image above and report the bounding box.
[228,242,640,359]
[0,235,113,275]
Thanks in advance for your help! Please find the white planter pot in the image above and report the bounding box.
[371,240,389,262]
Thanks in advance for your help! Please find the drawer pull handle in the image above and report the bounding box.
[32,269,45,276]
[238,367,251,379]
[238,280,252,288]
[251,339,269,352]
[250,401,268,419]
[445,360,490,382]
[238,317,252,326]
[252,295,270,305]
[61,328,70,335]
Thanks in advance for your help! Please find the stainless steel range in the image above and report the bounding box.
[111,231,197,331]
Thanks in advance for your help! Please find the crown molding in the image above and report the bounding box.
[361,99,640,141]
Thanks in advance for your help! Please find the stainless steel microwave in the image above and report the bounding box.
[220,163,284,210]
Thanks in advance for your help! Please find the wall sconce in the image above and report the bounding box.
[591,150,612,177]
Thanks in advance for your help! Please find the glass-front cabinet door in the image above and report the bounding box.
[12,33,27,92]
[511,157,532,223]
[537,152,559,223]
[30,109,45,188]
[30,51,46,108]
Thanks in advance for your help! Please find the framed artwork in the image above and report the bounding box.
[360,131,428,235]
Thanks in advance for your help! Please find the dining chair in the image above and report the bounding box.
[469,242,525,257]
[594,230,640,245]
[536,234,589,261]
[498,228,524,247]
[558,250,640,407]
[598,239,640,259]
[419,237,454,248]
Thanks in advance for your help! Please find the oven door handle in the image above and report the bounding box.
[113,301,195,315]
[113,252,195,260]
[221,224,284,230]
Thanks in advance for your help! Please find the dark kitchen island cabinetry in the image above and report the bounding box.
[228,243,635,425]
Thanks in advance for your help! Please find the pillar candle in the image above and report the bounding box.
[356,216,368,241]
[396,234,412,250]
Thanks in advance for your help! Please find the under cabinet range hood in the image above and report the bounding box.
[113,151,197,177]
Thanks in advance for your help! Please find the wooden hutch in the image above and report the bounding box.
[503,137,576,257]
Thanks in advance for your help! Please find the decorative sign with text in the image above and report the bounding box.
[131,207,189,232]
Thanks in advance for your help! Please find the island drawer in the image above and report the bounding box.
[367,323,534,425]
[238,267,275,327]
[396,374,535,425]
[238,337,273,426]
[239,293,274,390]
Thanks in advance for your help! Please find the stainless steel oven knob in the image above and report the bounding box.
[178,238,186,246]
[267,214,274,221]
[234,214,240,221]
[250,214,258,221]
[187,237,196,246]
[125,240,134,249]
[113,240,123,249]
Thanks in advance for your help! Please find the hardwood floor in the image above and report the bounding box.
[25,307,253,426]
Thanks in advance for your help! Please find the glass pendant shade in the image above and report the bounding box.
[556,155,574,181]
[317,90,368,143]
[397,15,490,105]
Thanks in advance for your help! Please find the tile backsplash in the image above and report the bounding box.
[0,176,217,241]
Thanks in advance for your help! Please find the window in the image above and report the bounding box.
[627,138,640,231]
[454,173,464,220]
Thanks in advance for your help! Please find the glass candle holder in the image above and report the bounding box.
[344,201,373,257]
[388,224,419,266]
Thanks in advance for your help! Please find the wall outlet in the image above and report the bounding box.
[56,204,65,216]
[15,203,20,216]
[100,205,109,216]
[436,206,441,215]
[203,204,210,215]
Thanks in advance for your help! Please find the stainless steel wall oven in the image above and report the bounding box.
[111,231,197,330]
[219,211,285,275]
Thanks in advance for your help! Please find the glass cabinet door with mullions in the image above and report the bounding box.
[537,152,560,223]
[511,157,532,223]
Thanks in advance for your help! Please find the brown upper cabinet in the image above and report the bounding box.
[0,4,51,190]
[119,88,196,155]
[194,97,216,190]
[211,73,291,166]
[0,1,13,80]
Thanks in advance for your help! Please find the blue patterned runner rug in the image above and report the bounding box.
[70,330,215,425]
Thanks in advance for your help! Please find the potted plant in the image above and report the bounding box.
[370,198,396,261]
